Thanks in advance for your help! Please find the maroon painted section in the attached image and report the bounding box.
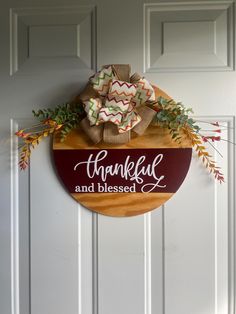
[52,148,192,193]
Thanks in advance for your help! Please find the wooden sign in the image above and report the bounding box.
[52,125,192,217]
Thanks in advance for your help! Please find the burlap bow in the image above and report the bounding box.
[79,65,157,144]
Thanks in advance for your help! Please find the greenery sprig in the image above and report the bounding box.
[33,103,85,142]
[153,97,200,142]
[152,97,224,183]
[16,103,85,169]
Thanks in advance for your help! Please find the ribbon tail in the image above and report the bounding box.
[80,118,103,144]
[103,123,130,144]
[132,106,157,135]
[130,72,142,83]
[110,64,131,82]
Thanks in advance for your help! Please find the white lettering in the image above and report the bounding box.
[74,150,166,193]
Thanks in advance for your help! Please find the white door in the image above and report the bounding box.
[1,1,235,314]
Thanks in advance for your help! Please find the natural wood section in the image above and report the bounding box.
[71,192,173,217]
[53,125,192,150]
[52,86,192,216]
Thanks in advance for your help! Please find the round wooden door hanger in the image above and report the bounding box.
[52,75,192,217]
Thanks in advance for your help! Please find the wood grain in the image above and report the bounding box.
[53,125,192,150]
[52,86,192,216]
[71,192,173,216]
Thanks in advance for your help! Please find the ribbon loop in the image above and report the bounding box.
[90,66,113,96]
[83,98,102,126]
[132,78,156,107]
[109,80,137,100]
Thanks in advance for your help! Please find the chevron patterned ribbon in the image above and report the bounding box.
[84,66,156,134]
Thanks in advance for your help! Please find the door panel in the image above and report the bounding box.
[1,1,235,314]
[164,118,233,314]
